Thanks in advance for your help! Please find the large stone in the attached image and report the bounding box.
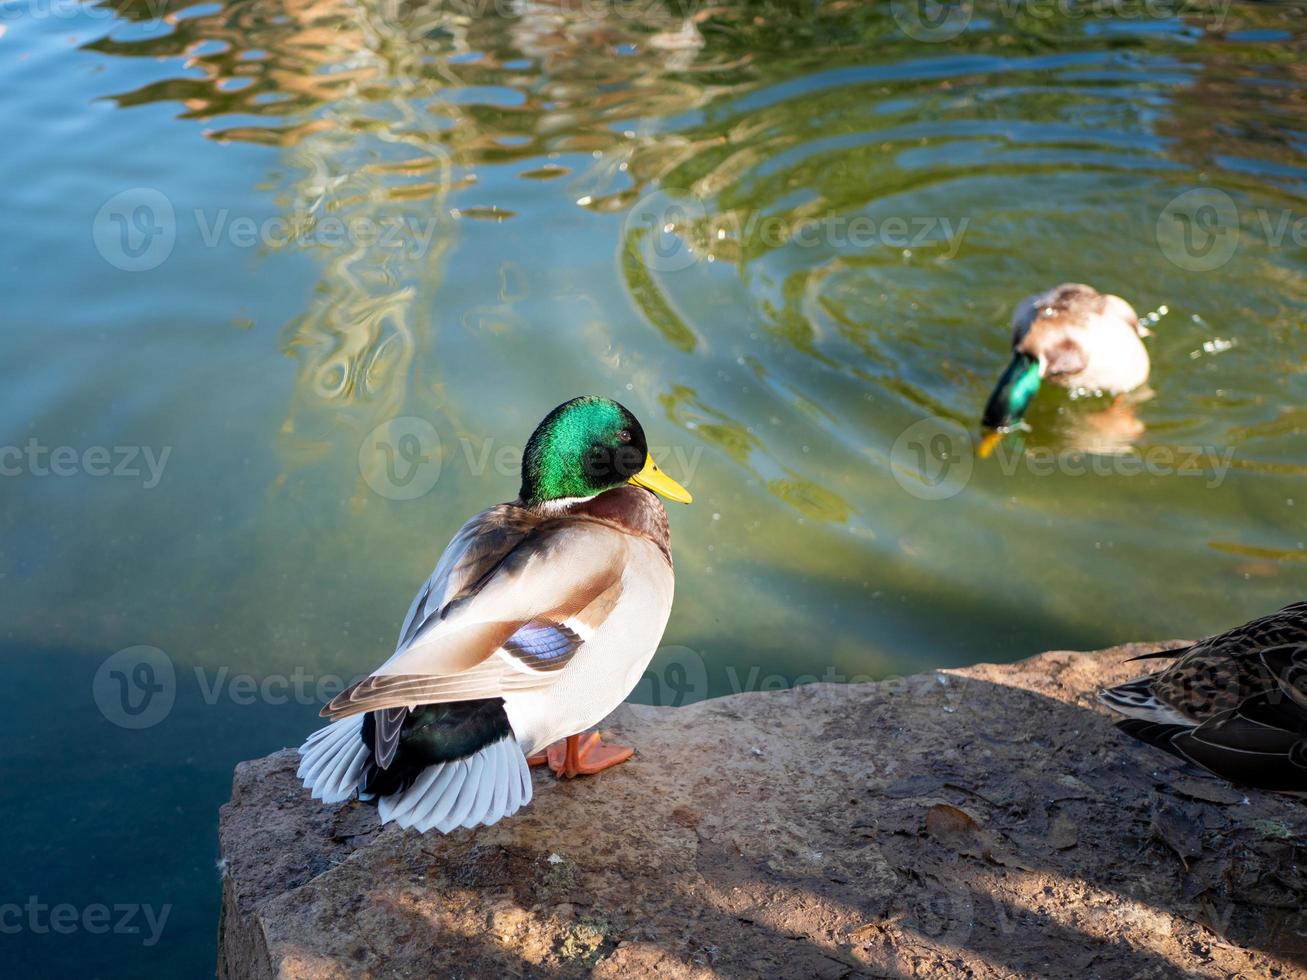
[217,645,1307,978]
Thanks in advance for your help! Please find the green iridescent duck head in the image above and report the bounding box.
[520,396,692,506]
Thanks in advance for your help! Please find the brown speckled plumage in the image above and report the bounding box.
[1147,602,1307,719]
[1099,602,1307,797]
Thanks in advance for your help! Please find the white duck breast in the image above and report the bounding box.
[504,534,673,755]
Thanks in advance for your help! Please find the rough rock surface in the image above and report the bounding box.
[218,645,1307,979]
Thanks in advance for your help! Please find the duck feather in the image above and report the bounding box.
[1100,603,1307,797]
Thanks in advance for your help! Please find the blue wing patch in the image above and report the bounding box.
[503,620,582,671]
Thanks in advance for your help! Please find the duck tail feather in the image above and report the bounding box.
[1098,676,1191,724]
[298,716,369,803]
[377,736,532,834]
[1123,644,1193,664]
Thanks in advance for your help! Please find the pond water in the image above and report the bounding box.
[2,0,1305,973]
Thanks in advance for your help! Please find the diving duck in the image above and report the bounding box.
[982,283,1150,432]
[298,396,692,832]
[1099,602,1307,797]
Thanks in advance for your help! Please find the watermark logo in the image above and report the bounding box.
[359,416,443,501]
[631,645,710,707]
[991,442,1235,487]
[93,646,176,730]
[724,662,881,694]
[1156,187,1240,272]
[193,210,442,259]
[93,189,176,273]
[93,650,367,730]
[890,416,1236,498]
[84,649,989,729]
[891,0,972,41]
[622,187,971,273]
[93,188,448,272]
[891,417,975,501]
[0,441,171,489]
[623,187,708,273]
[891,0,1232,40]
[3,0,171,25]
[0,897,170,948]
[633,647,902,707]
[1157,186,1307,272]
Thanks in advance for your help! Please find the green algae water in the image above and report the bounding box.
[2,0,1305,973]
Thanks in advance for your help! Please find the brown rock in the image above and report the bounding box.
[218,645,1307,978]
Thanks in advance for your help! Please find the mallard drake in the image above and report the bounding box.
[297,396,692,833]
[1099,602,1307,797]
[981,283,1150,434]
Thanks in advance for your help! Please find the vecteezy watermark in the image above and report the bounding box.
[723,663,881,694]
[359,416,444,501]
[995,443,1236,487]
[630,645,711,707]
[621,187,970,273]
[93,643,705,726]
[193,210,441,257]
[361,0,709,30]
[635,652,979,710]
[358,415,704,501]
[1156,186,1307,272]
[92,645,970,727]
[741,213,969,257]
[622,188,708,273]
[890,416,1235,500]
[0,441,171,489]
[1,0,170,24]
[891,0,1232,41]
[1155,188,1240,272]
[0,897,171,948]
[891,417,977,501]
[630,646,891,707]
[191,666,364,707]
[92,642,708,728]
[93,189,177,274]
[891,0,973,41]
[92,188,444,273]
[93,646,177,729]
[93,645,372,729]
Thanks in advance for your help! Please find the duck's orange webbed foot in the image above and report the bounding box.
[526,732,634,779]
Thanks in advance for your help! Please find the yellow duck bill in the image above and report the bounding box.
[628,455,693,504]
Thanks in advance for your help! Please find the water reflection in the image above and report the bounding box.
[267,26,459,502]
[77,0,1307,595]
